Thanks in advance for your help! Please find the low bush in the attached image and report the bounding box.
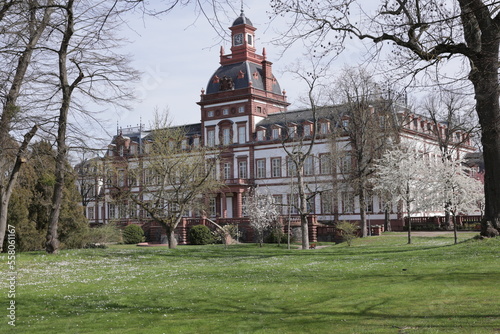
[336,221,358,246]
[188,225,214,245]
[87,223,123,244]
[264,230,289,244]
[122,224,145,244]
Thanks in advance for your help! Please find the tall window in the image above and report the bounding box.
[238,126,246,144]
[118,170,126,187]
[108,203,116,219]
[223,162,232,180]
[321,191,333,214]
[342,192,355,213]
[272,195,283,214]
[304,155,314,176]
[271,158,282,177]
[88,207,94,219]
[207,129,215,147]
[209,197,217,217]
[222,128,231,145]
[287,158,297,177]
[256,159,266,178]
[287,194,298,214]
[319,154,332,175]
[340,155,351,174]
[238,160,248,179]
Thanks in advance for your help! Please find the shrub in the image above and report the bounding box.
[87,223,123,244]
[122,224,145,244]
[264,230,288,244]
[188,225,214,245]
[336,221,358,246]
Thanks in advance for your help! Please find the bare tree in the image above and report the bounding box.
[270,0,500,237]
[329,67,404,237]
[280,60,329,250]
[120,112,221,249]
[422,90,479,159]
[0,1,53,251]
[42,1,138,253]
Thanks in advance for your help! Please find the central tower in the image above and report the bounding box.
[198,10,289,146]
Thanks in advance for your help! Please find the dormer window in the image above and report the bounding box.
[181,139,188,150]
[303,123,311,137]
[272,127,281,140]
[287,124,297,138]
[256,129,265,141]
[193,137,200,147]
[320,121,330,134]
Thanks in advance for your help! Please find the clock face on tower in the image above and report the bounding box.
[234,33,243,46]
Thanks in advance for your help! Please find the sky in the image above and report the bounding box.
[111,1,367,132]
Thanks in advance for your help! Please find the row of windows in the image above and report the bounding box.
[255,122,331,141]
[205,121,334,147]
[206,126,247,147]
[109,153,349,188]
[207,106,246,118]
[95,192,394,220]
[254,154,338,179]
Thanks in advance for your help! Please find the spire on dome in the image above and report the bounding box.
[232,3,253,27]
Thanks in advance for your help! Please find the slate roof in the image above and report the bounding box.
[205,61,282,95]
[232,11,253,27]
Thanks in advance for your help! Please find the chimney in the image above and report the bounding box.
[262,48,274,92]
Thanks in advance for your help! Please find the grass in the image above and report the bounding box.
[1,232,500,333]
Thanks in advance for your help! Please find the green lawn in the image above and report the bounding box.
[1,232,500,333]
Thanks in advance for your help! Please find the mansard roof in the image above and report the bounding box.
[205,61,282,95]
[142,123,202,141]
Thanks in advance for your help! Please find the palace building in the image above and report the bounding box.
[77,11,478,243]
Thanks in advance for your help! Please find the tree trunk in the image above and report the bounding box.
[384,208,391,232]
[406,183,412,244]
[46,0,82,254]
[297,172,309,249]
[0,2,52,250]
[0,126,38,252]
[469,38,500,238]
[359,186,367,237]
[167,228,177,249]
[453,214,458,245]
